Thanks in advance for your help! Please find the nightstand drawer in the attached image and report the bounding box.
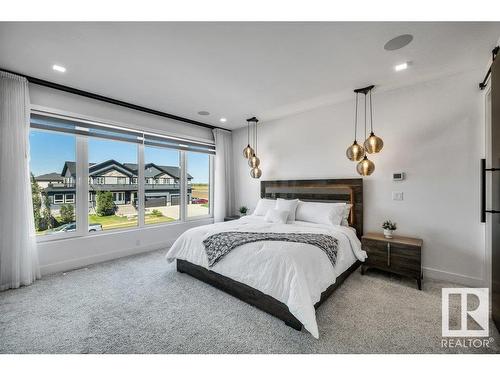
[362,239,388,266]
[390,243,420,268]
[362,238,388,256]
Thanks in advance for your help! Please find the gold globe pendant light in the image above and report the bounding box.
[242,119,254,158]
[346,141,365,162]
[250,167,262,178]
[363,90,384,154]
[248,154,260,168]
[357,155,375,176]
[247,117,262,179]
[243,144,254,159]
[346,92,365,161]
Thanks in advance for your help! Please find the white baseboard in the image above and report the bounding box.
[423,266,485,287]
[39,240,174,276]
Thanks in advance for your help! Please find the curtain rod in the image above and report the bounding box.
[479,46,499,90]
[0,68,231,132]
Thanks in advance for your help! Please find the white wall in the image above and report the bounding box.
[30,84,214,275]
[233,70,486,286]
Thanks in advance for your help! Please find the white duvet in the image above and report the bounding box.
[165,215,366,338]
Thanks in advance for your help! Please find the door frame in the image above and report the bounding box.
[485,86,492,293]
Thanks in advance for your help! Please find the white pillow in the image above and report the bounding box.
[341,204,353,226]
[275,198,299,222]
[253,198,276,216]
[264,208,289,224]
[295,201,346,226]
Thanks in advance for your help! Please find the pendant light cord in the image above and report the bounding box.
[369,90,374,133]
[247,120,250,145]
[354,92,359,141]
[364,93,367,140]
[254,120,257,155]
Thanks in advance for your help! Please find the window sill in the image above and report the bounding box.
[36,216,213,244]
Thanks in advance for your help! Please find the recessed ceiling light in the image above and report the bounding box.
[384,34,413,51]
[52,64,66,73]
[197,111,210,116]
[395,62,408,72]
[219,118,227,123]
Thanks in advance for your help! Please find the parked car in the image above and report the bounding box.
[191,198,208,204]
[48,222,103,233]
[88,223,103,232]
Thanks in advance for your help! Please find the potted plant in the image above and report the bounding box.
[382,220,397,238]
[239,206,248,216]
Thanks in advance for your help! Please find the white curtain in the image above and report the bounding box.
[212,128,235,222]
[0,71,40,291]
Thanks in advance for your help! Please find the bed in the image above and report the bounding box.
[166,179,365,338]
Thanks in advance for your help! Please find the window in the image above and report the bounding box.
[112,192,125,203]
[29,129,77,237]
[144,146,180,225]
[187,151,211,218]
[30,112,214,240]
[89,138,138,232]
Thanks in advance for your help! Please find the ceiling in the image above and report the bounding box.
[1,22,499,130]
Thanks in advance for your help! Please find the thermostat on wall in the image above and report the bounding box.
[393,172,405,181]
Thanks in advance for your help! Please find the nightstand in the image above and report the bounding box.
[361,233,423,290]
[224,215,241,222]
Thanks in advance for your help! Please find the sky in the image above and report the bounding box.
[29,130,209,183]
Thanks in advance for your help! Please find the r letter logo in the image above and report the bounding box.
[442,288,489,337]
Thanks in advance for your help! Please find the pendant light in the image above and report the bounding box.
[363,90,384,154]
[247,117,262,179]
[357,155,375,176]
[242,119,254,159]
[346,92,365,161]
[356,87,375,176]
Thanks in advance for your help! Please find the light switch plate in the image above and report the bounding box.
[392,192,404,201]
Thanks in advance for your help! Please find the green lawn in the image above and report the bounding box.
[144,215,175,225]
[89,213,175,231]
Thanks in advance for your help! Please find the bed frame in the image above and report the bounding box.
[177,178,363,331]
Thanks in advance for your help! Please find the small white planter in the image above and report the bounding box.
[383,229,394,238]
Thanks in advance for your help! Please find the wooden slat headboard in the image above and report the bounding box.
[260,178,363,238]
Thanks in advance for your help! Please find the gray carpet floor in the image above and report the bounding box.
[1,249,499,354]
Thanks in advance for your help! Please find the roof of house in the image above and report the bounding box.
[124,163,192,179]
[61,160,190,179]
[35,172,64,181]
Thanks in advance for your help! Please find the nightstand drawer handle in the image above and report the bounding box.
[387,243,391,267]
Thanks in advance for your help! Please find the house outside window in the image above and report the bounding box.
[54,194,64,204]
